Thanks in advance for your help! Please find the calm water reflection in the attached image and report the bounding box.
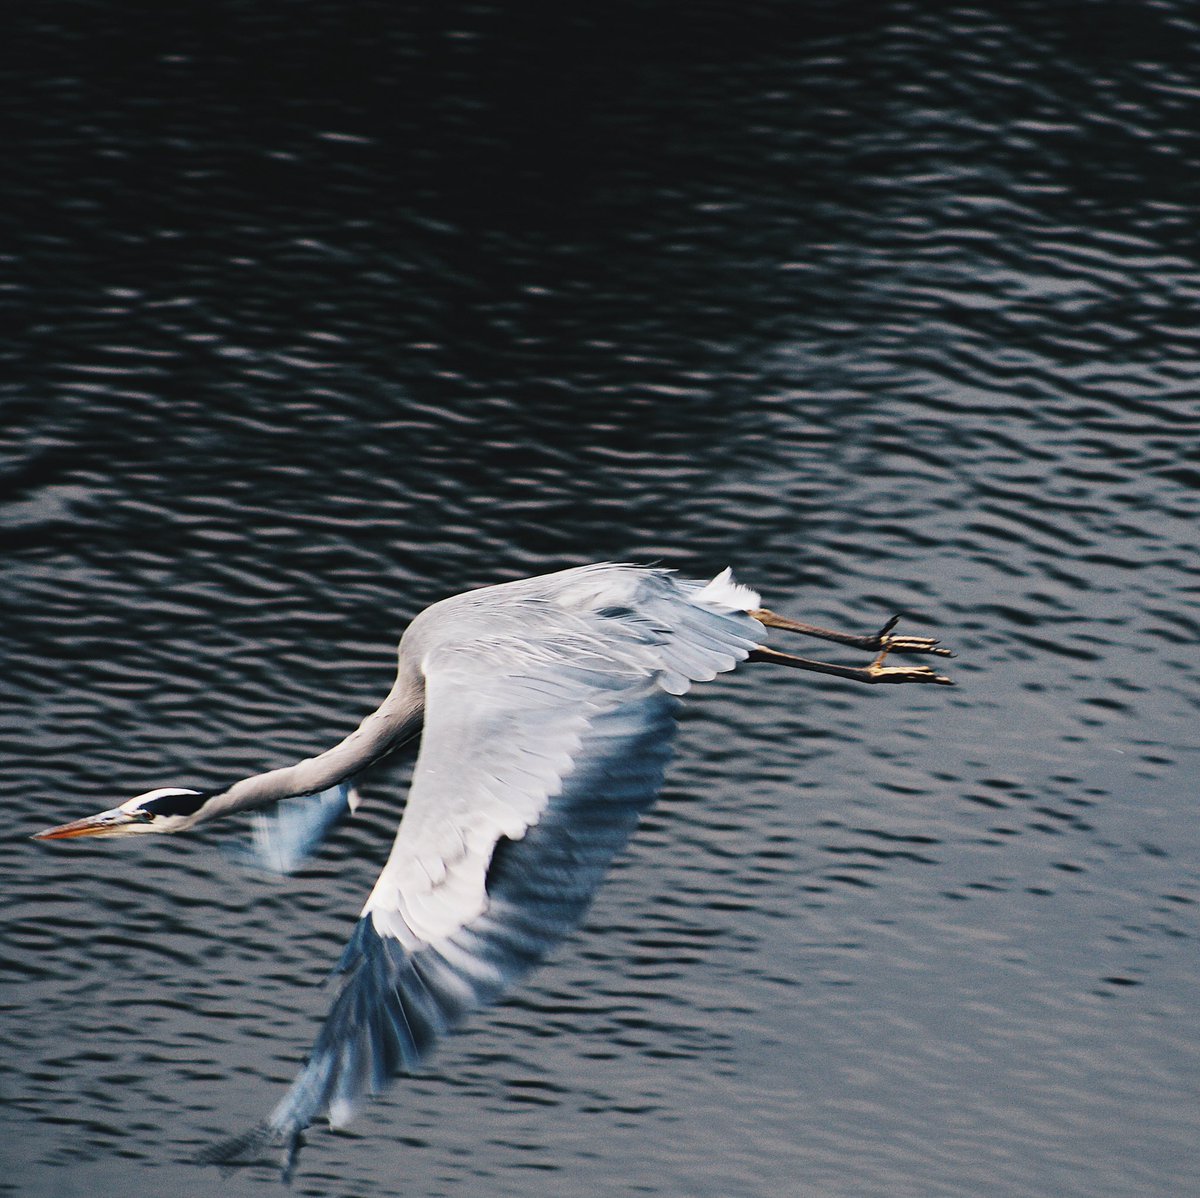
[3,3,1198,1196]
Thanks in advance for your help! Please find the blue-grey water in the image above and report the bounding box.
[3,3,1198,1195]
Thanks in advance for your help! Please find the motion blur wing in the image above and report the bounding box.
[224,782,361,876]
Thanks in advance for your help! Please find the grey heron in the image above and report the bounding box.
[34,563,953,1180]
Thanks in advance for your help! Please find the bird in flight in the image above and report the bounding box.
[35,564,953,1180]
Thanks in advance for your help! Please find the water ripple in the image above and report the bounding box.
[4,2,1199,1195]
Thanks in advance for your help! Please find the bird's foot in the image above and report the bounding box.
[861,648,954,685]
[867,615,955,657]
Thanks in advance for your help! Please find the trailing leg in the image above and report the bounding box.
[747,645,954,685]
[749,609,954,657]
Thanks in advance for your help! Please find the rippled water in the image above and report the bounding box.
[3,3,1198,1195]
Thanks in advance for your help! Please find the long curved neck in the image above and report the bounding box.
[201,664,425,822]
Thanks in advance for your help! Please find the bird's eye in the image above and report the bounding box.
[138,791,209,818]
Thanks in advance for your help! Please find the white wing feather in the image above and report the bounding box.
[206,566,766,1176]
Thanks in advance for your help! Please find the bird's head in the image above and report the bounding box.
[33,787,212,840]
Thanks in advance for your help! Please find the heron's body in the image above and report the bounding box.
[35,563,953,1181]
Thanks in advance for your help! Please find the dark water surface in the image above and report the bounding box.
[3,3,1198,1195]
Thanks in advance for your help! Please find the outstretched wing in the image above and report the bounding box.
[201,575,763,1180]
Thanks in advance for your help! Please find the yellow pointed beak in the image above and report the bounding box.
[32,808,143,840]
